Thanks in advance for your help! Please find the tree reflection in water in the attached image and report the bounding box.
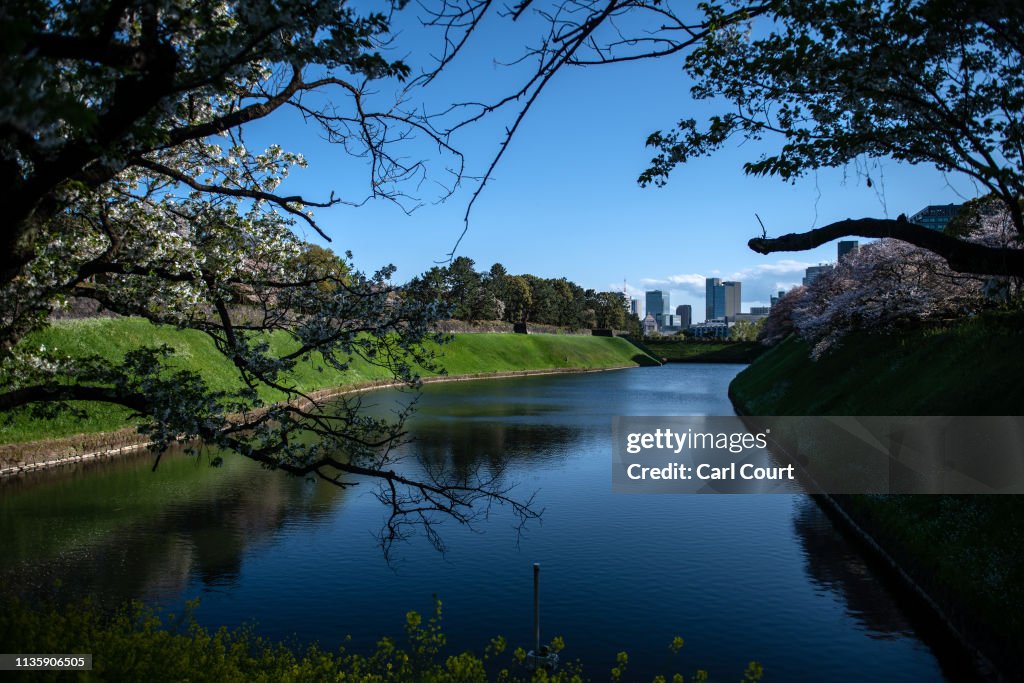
[0,445,348,604]
[791,496,976,680]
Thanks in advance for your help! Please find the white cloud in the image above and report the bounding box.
[665,273,708,289]
[727,259,818,280]
[639,273,707,294]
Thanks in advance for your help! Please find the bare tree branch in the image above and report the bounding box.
[750,216,1024,276]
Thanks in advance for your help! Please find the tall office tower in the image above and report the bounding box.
[838,240,860,262]
[803,264,834,286]
[722,281,741,320]
[646,290,670,322]
[630,298,639,316]
[909,204,962,231]
[705,278,723,320]
[675,304,692,330]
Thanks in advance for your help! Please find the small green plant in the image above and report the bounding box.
[0,595,763,682]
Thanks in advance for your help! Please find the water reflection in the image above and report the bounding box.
[790,497,979,681]
[792,496,915,638]
[0,447,346,603]
[408,421,583,475]
[0,366,975,681]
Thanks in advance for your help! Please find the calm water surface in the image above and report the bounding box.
[0,365,975,681]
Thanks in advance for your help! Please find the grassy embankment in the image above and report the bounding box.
[643,339,765,363]
[1,318,655,446]
[729,311,1024,675]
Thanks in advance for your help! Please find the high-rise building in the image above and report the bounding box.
[646,290,670,321]
[705,278,723,321]
[723,281,741,320]
[838,240,860,262]
[909,204,961,231]
[629,298,639,316]
[770,290,785,307]
[803,264,834,286]
[675,304,692,330]
[706,278,741,321]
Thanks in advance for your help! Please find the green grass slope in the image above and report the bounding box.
[729,312,1024,415]
[643,339,765,364]
[2,319,654,445]
[435,332,658,375]
[729,311,1024,674]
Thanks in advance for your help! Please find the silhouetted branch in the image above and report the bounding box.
[750,217,1024,276]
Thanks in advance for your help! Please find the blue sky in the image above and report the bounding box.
[242,8,977,321]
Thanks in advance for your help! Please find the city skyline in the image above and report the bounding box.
[640,238,870,322]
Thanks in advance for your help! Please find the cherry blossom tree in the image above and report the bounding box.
[946,196,1024,301]
[761,199,1024,357]
[758,286,806,347]
[0,0,536,552]
[791,240,986,358]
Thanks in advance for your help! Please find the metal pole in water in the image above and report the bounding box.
[526,562,558,672]
[533,562,540,655]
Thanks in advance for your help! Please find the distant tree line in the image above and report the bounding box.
[405,257,639,331]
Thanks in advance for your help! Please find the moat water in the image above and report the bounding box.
[0,364,977,680]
